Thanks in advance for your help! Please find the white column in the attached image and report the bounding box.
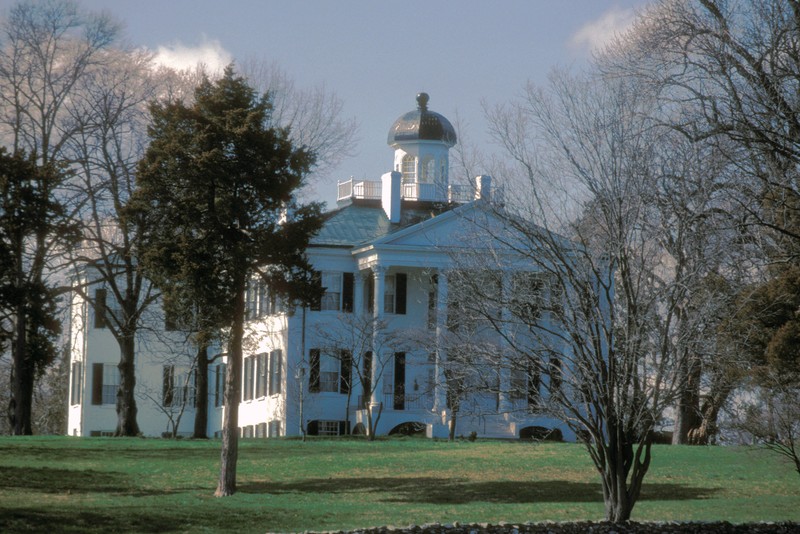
[433,270,448,414]
[498,271,512,413]
[353,272,365,316]
[370,266,386,407]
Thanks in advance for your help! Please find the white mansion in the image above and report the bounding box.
[66,93,570,440]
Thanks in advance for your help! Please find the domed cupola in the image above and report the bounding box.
[388,92,457,147]
[387,93,456,200]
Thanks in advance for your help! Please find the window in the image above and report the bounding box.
[163,366,196,408]
[307,420,346,436]
[309,349,349,393]
[548,356,562,393]
[214,363,226,407]
[70,362,82,405]
[256,353,268,398]
[383,275,395,313]
[313,272,354,312]
[421,156,435,183]
[243,356,255,401]
[510,367,527,400]
[401,154,415,183]
[319,353,339,392]
[268,350,282,396]
[91,363,118,405]
[318,420,340,436]
[94,289,107,328]
[256,422,267,438]
[321,271,341,311]
[245,279,282,319]
[268,420,281,437]
[511,273,544,322]
[382,273,407,315]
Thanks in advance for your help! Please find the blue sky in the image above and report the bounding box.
[77,0,654,205]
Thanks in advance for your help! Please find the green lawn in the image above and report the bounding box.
[0,436,797,533]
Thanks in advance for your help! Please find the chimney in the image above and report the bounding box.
[475,175,492,200]
[382,171,402,223]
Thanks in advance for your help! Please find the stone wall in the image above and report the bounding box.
[310,521,799,534]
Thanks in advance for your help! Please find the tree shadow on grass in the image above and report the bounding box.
[0,507,224,534]
[0,466,177,496]
[238,477,719,504]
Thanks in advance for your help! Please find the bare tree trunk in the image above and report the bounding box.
[115,332,139,436]
[448,410,457,442]
[193,343,209,439]
[673,352,702,445]
[216,281,245,497]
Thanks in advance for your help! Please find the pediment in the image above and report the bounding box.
[367,202,513,250]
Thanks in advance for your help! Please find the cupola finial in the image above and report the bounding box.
[416,92,429,111]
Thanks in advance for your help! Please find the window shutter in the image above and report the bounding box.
[366,273,375,313]
[310,271,322,311]
[307,420,318,436]
[275,350,282,394]
[94,289,107,328]
[162,366,174,407]
[91,363,103,405]
[395,273,407,315]
[309,349,320,392]
[340,350,352,394]
[342,272,354,312]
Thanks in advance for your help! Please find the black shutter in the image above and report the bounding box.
[309,271,322,311]
[94,289,107,328]
[340,350,352,394]
[162,366,174,407]
[307,420,318,436]
[342,272,354,313]
[309,349,320,392]
[366,273,374,313]
[91,363,103,405]
[395,273,407,315]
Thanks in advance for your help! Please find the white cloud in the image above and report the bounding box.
[570,7,636,53]
[152,36,233,73]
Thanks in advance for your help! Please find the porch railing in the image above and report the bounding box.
[355,393,433,411]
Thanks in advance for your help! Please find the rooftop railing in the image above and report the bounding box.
[337,178,478,204]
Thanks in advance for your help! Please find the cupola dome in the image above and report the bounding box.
[387,93,457,147]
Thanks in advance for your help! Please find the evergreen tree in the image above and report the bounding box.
[0,149,78,434]
[133,66,323,496]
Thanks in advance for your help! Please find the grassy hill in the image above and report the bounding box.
[0,436,797,532]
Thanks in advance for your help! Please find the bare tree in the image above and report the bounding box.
[65,48,165,436]
[312,311,402,440]
[606,0,800,442]
[480,68,717,521]
[0,0,118,435]
[733,371,800,478]
[239,58,358,183]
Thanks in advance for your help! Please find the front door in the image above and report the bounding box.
[393,352,405,410]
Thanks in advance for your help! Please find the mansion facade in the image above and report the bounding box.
[66,93,571,440]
